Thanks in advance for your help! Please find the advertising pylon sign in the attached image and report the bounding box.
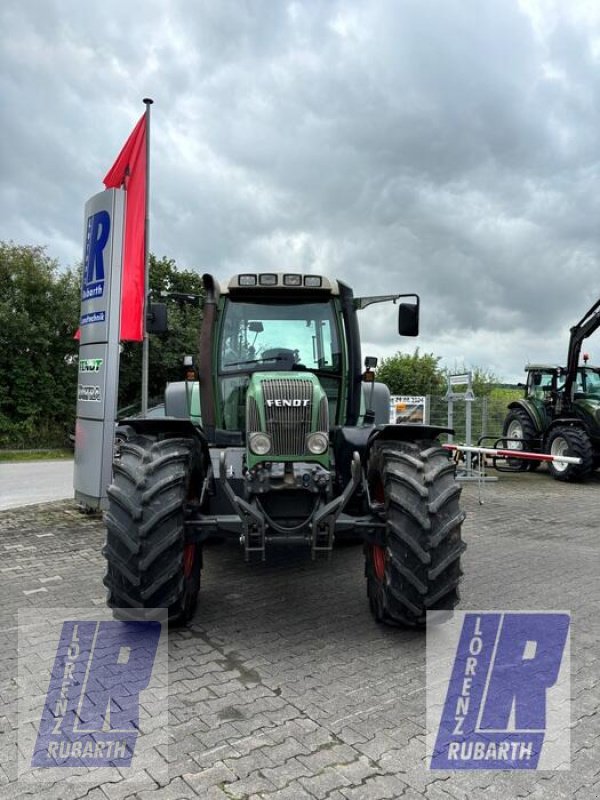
[73,189,125,510]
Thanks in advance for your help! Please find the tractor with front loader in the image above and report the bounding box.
[503,298,600,481]
[103,273,466,625]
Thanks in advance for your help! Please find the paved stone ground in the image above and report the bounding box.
[1,469,599,799]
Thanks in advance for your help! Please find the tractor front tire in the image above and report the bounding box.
[365,439,466,627]
[103,434,204,625]
[502,408,539,472]
[547,427,593,482]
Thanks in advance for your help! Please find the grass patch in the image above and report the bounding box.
[489,386,523,403]
[0,449,74,462]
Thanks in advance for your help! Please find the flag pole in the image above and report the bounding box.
[141,97,153,415]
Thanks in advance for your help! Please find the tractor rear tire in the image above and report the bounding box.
[103,434,205,625]
[502,408,539,472]
[547,427,593,482]
[365,439,466,627]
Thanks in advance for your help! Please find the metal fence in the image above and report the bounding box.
[428,396,509,445]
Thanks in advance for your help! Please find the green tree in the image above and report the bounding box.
[118,254,205,409]
[0,242,80,447]
[375,349,445,396]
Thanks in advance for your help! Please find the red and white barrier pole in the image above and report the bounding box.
[442,444,582,465]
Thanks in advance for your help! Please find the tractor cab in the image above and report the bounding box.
[522,365,562,428]
[524,363,600,405]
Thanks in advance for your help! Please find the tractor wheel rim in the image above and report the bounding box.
[550,436,569,472]
[372,545,386,581]
[506,420,524,449]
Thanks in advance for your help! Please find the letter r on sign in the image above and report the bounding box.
[84,210,110,285]
[75,621,160,733]
[479,613,569,731]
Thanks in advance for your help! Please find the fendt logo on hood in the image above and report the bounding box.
[266,399,311,408]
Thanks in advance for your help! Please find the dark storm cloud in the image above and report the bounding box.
[1,0,600,379]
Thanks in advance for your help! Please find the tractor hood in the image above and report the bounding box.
[574,395,600,428]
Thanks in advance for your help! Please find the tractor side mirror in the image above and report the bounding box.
[362,356,377,383]
[398,301,419,337]
[146,302,168,334]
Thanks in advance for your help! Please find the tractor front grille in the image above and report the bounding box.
[247,395,261,432]
[263,378,315,456]
[318,394,328,433]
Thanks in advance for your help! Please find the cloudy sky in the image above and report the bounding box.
[2,0,600,382]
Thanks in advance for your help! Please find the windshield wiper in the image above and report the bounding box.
[224,355,288,368]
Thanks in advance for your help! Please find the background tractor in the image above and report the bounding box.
[104,273,466,626]
[502,298,600,481]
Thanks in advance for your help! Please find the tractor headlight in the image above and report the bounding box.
[249,432,272,455]
[306,432,328,455]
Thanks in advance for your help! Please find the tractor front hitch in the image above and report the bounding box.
[219,450,362,560]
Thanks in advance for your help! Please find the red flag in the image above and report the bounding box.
[103,113,147,341]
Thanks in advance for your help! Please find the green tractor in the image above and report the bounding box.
[503,298,600,481]
[103,273,466,626]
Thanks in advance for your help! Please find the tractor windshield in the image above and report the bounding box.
[217,298,343,430]
[527,370,556,399]
[576,368,600,395]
